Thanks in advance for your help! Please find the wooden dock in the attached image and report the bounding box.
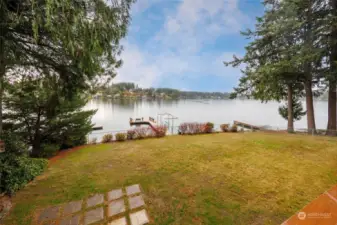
[129,117,159,133]
[233,120,261,130]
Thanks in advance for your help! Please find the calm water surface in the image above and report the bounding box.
[85,99,328,140]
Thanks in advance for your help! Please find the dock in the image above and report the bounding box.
[130,117,159,133]
[233,120,261,130]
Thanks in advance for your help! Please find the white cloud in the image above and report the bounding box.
[115,43,161,87]
[116,0,250,90]
[155,0,248,54]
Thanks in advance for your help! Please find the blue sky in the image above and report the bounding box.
[116,0,265,92]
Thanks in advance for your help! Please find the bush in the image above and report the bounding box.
[230,124,238,132]
[179,123,207,135]
[134,127,148,139]
[0,154,48,195]
[127,130,136,140]
[154,126,167,137]
[115,133,127,141]
[220,124,230,132]
[0,132,28,156]
[38,144,59,158]
[102,134,113,143]
[203,122,214,133]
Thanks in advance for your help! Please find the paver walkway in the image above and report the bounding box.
[36,184,149,225]
[282,184,337,225]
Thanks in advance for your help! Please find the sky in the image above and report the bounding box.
[115,0,265,92]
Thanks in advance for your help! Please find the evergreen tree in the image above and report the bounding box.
[3,75,96,157]
[278,98,306,131]
[225,0,328,133]
[0,0,134,133]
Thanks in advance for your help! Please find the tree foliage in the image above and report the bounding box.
[225,0,337,133]
[278,98,306,122]
[3,75,96,157]
[0,0,134,133]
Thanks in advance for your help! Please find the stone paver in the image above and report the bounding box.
[39,206,60,222]
[126,184,141,196]
[130,209,149,225]
[108,199,125,217]
[84,207,104,225]
[108,217,127,225]
[60,215,80,225]
[86,194,104,208]
[129,195,145,210]
[108,189,123,201]
[63,200,83,215]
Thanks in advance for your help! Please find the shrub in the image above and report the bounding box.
[147,128,157,138]
[115,133,127,141]
[178,123,206,135]
[0,132,28,156]
[38,144,60,158]
[0,154,48,195]
[154,125,167,137]
[102,134,113,143]
[134,127,148,139]
[203,122,214,133]
[230,124,238,132]
[220,124,230,132]
[178,123,187,134]
[127,130,136,140]
[89,137,97,144]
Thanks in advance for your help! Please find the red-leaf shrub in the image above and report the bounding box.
[220,124,230,132]
[134,127,149,139]
[203,122,214,133]
[179,123,188,134]
[179,122,210,135]
[154,125,167,137]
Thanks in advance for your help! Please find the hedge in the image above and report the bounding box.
[0,154,48,195]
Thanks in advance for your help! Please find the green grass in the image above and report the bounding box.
[3,133,337,225]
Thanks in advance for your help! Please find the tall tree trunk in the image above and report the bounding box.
[287,84,294,133]
[327,81,336,135]
[31,139,41,157]
[304,0,316,134]
[0,59,4,136]
[304,78,316,133]
[0,5,6,136]
[327,0,337,136]
[31,110,42,157]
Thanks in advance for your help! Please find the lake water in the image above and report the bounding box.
[85,99,329,140]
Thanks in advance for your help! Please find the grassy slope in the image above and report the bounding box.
[3,133,337,225]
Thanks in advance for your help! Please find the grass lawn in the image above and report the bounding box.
[3,132,337,225]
